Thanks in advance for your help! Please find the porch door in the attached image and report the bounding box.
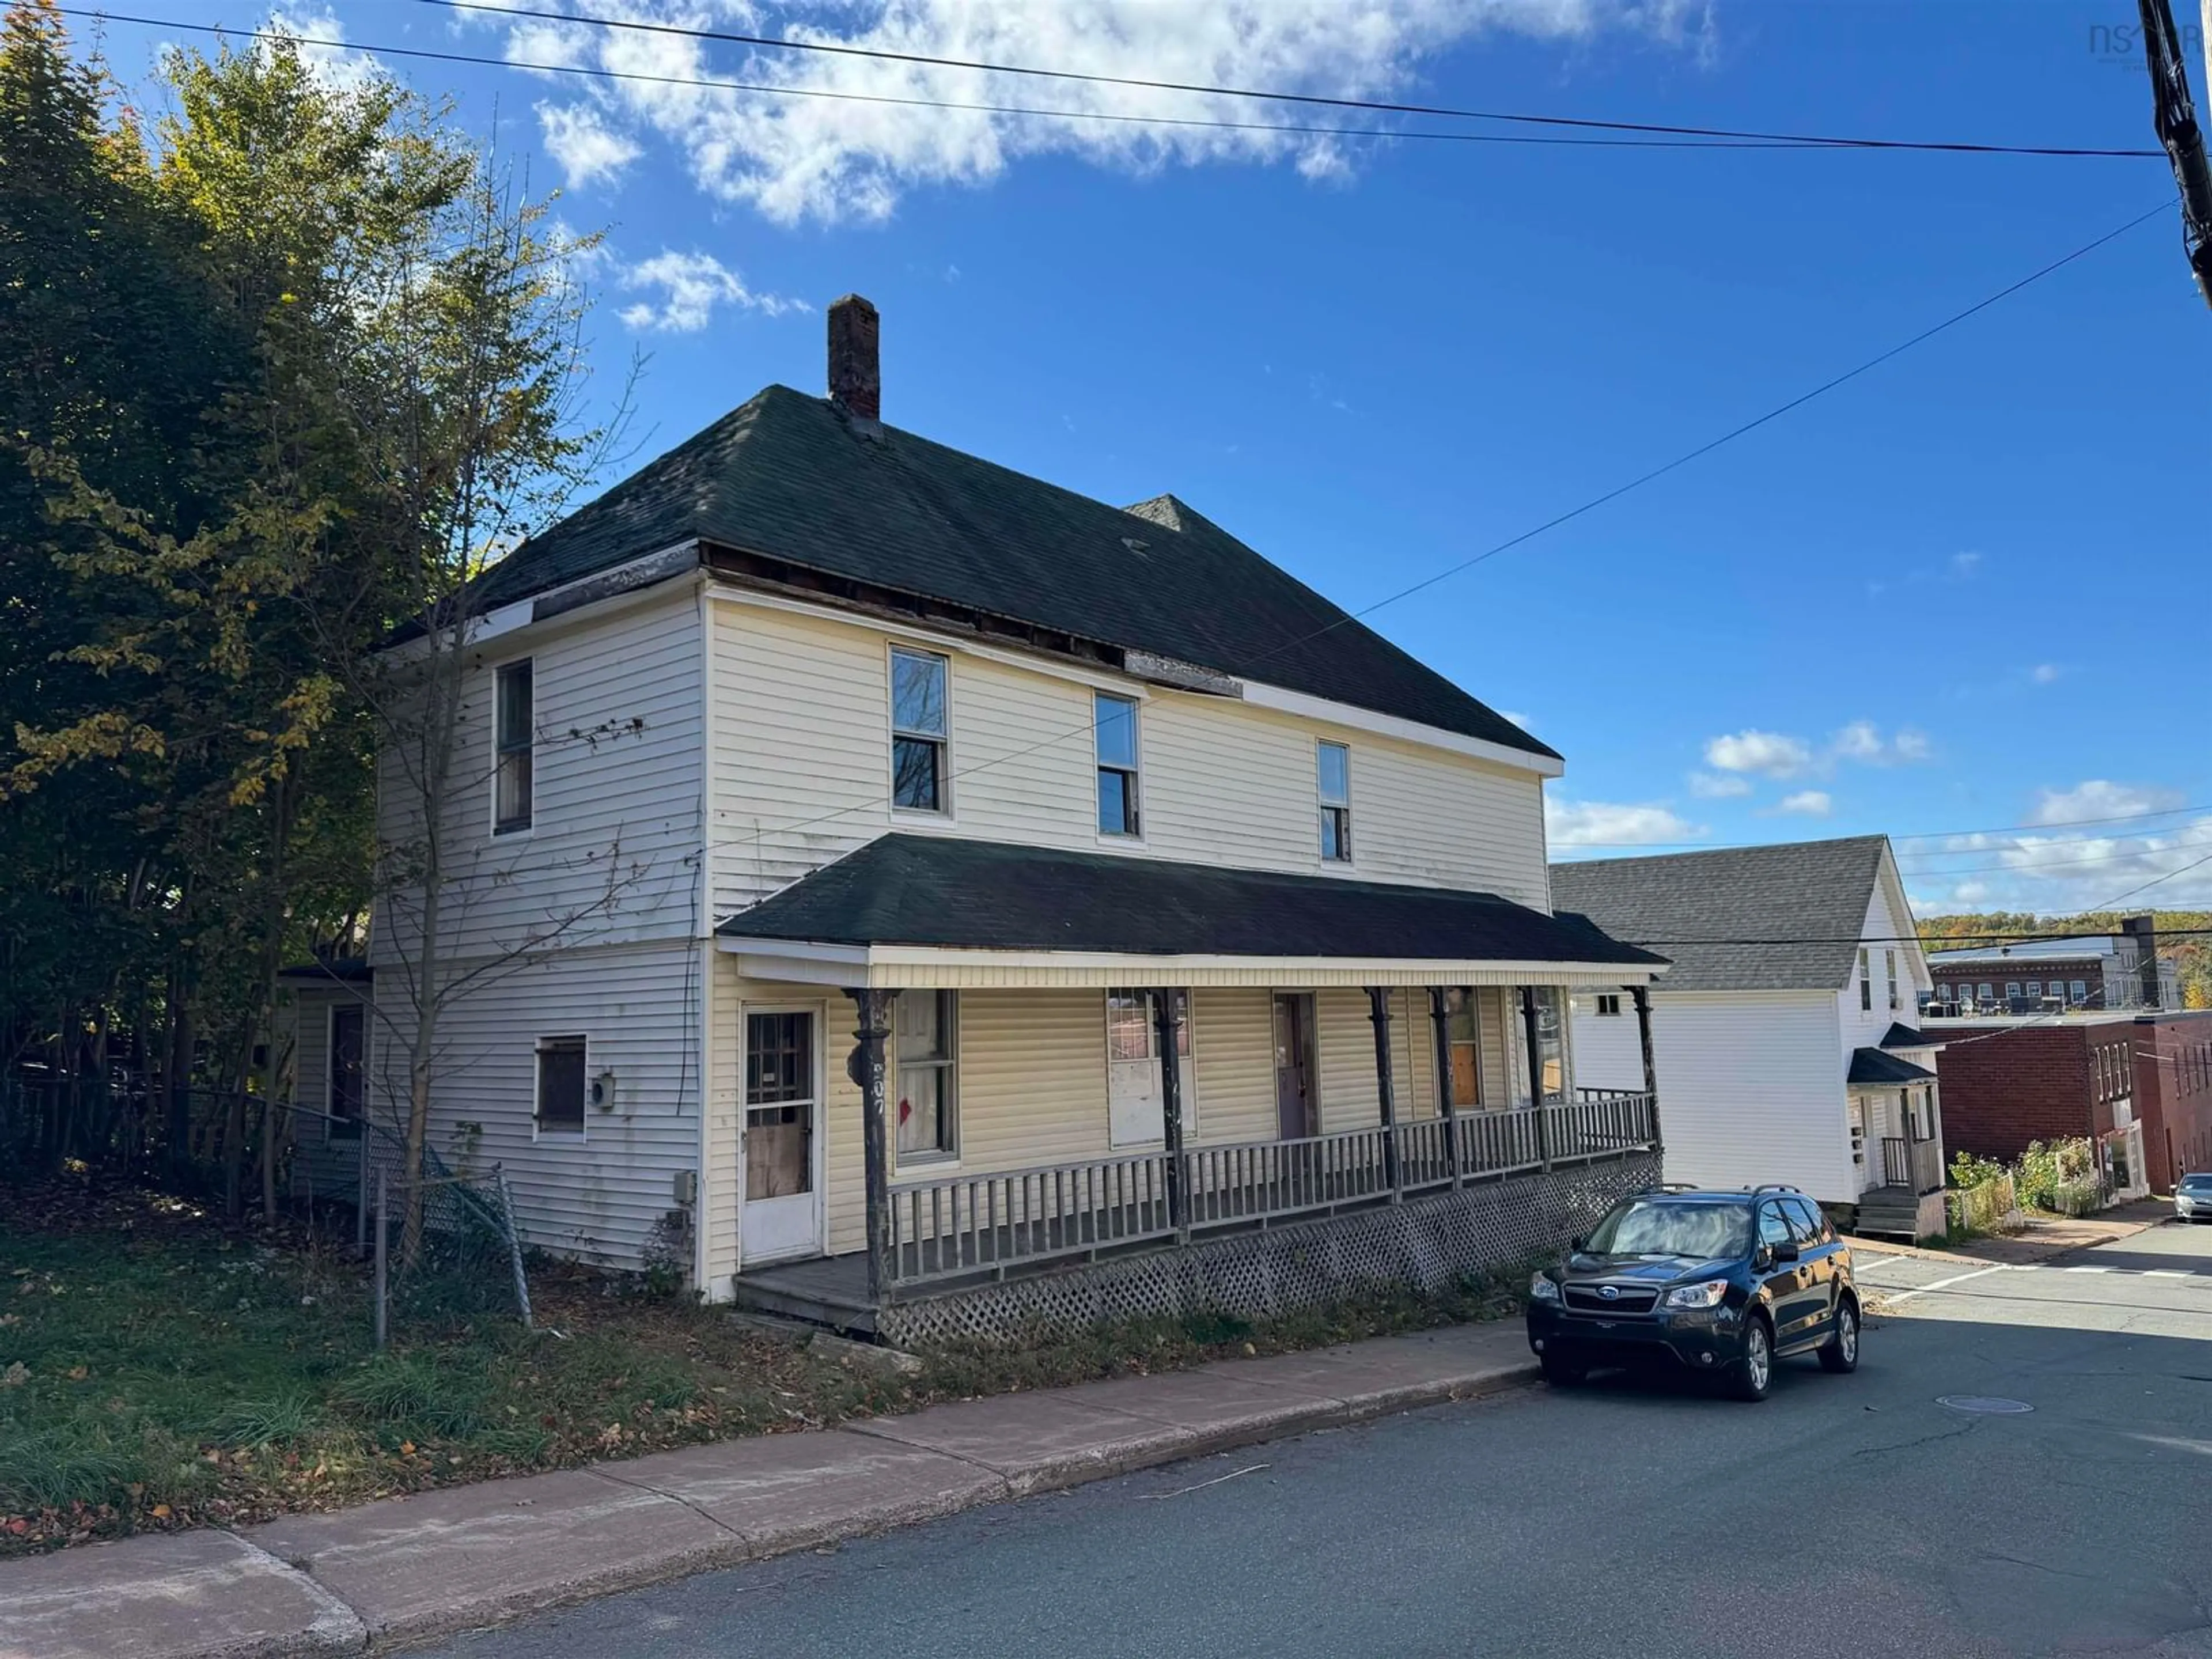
[741,1009,824,1264]
[1106,990,1194,1147]
[1273,993,1317,1140]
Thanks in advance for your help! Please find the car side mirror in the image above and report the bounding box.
[1771,1239,1800,1264]
[1569,1234,1588,1252]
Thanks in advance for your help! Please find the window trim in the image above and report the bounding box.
[887,643,953,819]
[1884,948,1899,1011]
[533,1032,590,1139]
[1104,988,1198,1147]
[1442,987,1484,1110]
[1594,993,1622,1018]
[1093,691,1143,841]
[1858,947,1872,1011]
[492,657,535,837]
[892,989,960,1168]
[1317,739,1354,865]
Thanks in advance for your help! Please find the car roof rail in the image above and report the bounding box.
[1751,1183,1801,1195]
[1636,1182,1699,1195]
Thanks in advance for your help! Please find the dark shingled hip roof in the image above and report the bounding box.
[717,835,1664,967]
[478,384,1551,757]
[1547,836,1892,994]
[1847,1047,1938,1086]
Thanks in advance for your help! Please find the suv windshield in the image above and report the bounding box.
[2182,1175,2212,1193]
[1584,1198,1752,1260]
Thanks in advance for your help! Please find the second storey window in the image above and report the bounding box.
[1317,740,1352,862]
[889,646,949,813]
[1858,948,1872,1011]
[1885,948,1899,1010]
[494,658,533,834]
[1095,692,1141,836]
[1595,993,1622,1017]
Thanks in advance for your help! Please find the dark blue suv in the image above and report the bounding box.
[1525,1185,1859,1402]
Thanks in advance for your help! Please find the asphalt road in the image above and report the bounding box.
[425,1219,2212,1659]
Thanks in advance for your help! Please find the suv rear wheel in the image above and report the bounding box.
[1819,1296,1860,1374]
[1730,1314,1774,1402]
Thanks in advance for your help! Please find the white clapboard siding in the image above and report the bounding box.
[1838,859,1919,1058]
[706,600,1552,918]
[370,939,701,1270]
[1191,988,1277,1144]
[1566,994,1646,1092]
[373,592,703,969]
[1643,991,1856,1204]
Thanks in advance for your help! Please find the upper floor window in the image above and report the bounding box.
[2070,979,2088,1006]
[1978,982,1994,1003]
[1595,993,1622,1017]
[1317,740,1353,862]
[1858,948,1871,1011]
[1095,693,1141,837]
[889,647,949,813]
[494,659,534,834]
[1884,948,1899,1010]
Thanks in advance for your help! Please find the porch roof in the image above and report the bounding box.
[1848,1046,1938,1086]
[715,834,1668,989]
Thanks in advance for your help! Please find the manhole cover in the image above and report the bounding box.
[1937,1395,2035,1415]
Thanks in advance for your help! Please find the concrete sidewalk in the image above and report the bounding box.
[1843,1197,2170,1267]
[0,1320,1534,1658]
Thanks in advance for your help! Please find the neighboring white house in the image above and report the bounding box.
[1551,836,1948,1240]
[288,296,1668,1332]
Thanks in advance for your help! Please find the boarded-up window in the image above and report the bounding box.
[1443,989,1483,1109]
[536,1035,586,1132]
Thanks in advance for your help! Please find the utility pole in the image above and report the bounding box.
[2137,0,2212,306]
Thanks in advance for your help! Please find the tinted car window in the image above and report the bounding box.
[2183,1175,2212,1193]
[1585,1199,1752,1259]
[1757,1203,1792,1251]
[1783,1197,1827,1244]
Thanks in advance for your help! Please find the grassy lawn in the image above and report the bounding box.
[1,1173,1527,1556]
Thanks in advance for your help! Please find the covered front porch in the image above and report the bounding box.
[1850,1027,1947,1239]
[709,836,1668,1336]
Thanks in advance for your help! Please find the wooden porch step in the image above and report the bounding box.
[731,1257,878,1339]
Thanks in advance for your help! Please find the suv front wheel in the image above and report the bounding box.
[1730,1314,1774,1403]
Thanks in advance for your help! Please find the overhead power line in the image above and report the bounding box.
[1563,800,2212,854]
[419,0,2166,161]
[58,8,1876,152]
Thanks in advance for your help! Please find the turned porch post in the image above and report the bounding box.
[1520,985,1551,1169]
[843,987,898,1304]
[1366,987,1402,1195]
[1152,989,1189,1239]
[1427,987,1461,1187]
[1630,983,1662,1151]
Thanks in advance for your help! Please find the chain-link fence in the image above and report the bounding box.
[290,1110,532,1346]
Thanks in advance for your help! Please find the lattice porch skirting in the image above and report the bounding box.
[876,1152,1662,1350]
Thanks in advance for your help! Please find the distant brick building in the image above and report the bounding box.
[1926,915,2179,1015]
[1934,1011,2212,1192]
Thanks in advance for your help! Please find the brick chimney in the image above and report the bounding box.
[827,294,880,424]
[2121,913,2161,1009]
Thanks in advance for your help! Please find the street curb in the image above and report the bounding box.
[362,1358,1538,1653]
[0,1356,1538,1658]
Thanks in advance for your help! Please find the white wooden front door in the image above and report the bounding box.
[741,1007,825,1264]
[1106,990,1195,1147]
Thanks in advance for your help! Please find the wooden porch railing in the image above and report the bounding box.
[885,1093,1658,1288]
[1881,1135,1945,1196]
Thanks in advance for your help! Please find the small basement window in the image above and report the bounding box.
[1318,740,1353,862]
[889,646,950,813]
[536,1035,587,1132]
[1094,693,1141,837]
[494,659,534,834]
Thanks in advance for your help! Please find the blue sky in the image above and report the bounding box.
[81,0,2212,914]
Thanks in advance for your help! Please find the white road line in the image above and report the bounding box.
[1883,1264,2012,1305]
[2143,1270,2195,1279]
[2064,1266,2113,1274]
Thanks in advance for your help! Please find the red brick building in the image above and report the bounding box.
[1934,1011,2212,1192]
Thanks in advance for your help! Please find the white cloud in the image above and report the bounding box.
[539,101,642,188]
[1902,797,2212,914]
[1687,771,1752,799]
[2027,780,2186,828]
[1892,729,1932,762]
[616,251,808,332]
[1831,720,1881,763]
[1546,798,1700,849]
[265,8,378,91]
[1704,730,1812,779]
[1948,550,1983,579]
[485,1,1716,226]
[1830,720,1931,766]
[1497,710,1533,731]
[1775,790,1832,817]
[2030,663,2062,685]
